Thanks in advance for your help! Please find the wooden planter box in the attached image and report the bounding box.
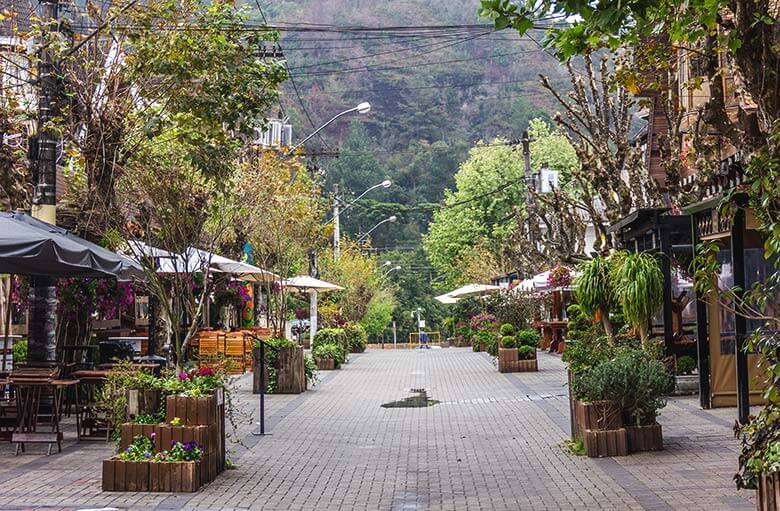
[276,346,306,394]
[757,472,780,511]
[119,423,221,485]
[498,348,539,373]
[626,423,663,453]
[315,357,335,370]
[164,393,225,474]
[573,400,623,437]
[102,458,151,492]
[126,389,161,420]
[102,458,202,492]
[583,428,629,457]
[150,461,202,492]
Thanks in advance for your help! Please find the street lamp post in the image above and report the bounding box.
[284,101,370,343]
[332,179,391,261]
[356,215,397,244]
[285,102,371,157]
[382,265,401,278]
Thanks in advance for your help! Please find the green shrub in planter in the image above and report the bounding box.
[312,343,344,369]
[304,354,319,385]
[517,329,540,348]
[676,355,697,375]
[499,323,515,336]
[578,348,673,426]
[501,336,516,349]
[313,328,348,356]
[517,345,535,360]
[344,323,368,353]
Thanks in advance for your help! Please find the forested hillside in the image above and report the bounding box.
[254,0,568,255]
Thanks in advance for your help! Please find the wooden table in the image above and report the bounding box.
[10,378,80,455]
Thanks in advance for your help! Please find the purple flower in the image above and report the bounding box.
[178,371,189,380]
[125,447,132,453]
[143,451,151,458]
[150,432,156,439]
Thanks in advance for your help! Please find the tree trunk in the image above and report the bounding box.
[600,307,615,345]
[28,276,57,365]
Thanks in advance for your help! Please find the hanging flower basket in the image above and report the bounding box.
[547,264,572,288]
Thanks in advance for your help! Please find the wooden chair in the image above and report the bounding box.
[196,330,225,365]
[224,331,247,374]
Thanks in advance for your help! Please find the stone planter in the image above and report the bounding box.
[625,423,663,453]
[583,428,629,458]
[673,374,699,396]
[757,472,780,511]
[315,358,336,371]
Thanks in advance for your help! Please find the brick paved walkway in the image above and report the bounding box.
[0,349,757,510]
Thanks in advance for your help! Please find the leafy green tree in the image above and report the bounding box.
[423,139,526,287]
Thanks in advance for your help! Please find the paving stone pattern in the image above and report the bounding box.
[0,349,757,510]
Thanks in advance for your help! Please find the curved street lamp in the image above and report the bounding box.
[285,102,371,157]
[357,215,397,243]
[332,179,392,260]
[382,265,402,278]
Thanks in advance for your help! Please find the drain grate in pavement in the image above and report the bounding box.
[382,389,440,408]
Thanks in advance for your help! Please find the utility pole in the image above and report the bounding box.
[332,183,340,261]
[28,0,60,365]
[520,129,537,248]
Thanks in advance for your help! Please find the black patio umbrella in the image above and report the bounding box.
[0,211,141,278]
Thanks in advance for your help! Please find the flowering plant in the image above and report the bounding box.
[213,279,251,308]
[57,277,134,321]
[118,434,156,461]
[547,264,572,288]
[155,440,203,462]
[469,313,496,331]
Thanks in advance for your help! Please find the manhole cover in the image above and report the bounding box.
[382,389,440,408]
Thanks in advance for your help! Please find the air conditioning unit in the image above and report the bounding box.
[255,119,292,148]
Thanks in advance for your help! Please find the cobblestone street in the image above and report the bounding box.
[0,349,756,510]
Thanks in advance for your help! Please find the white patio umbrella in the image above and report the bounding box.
[281,276,344,340]
[434,293,459,304]
[282,275,344,292]
[445,283,502,299]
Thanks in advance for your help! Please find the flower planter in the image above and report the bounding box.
[583,428,629,458]
[625,423,663,453]
[315,358,335,371]
[102,458,202,492]
[573,400,623,437]
[119,422,221,485]
[757,472,780,511]
[275,346,306,394]
[102,458,151,492]
[149,461,202,492]
[165,393,225,474]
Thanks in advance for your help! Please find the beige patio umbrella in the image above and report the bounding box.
[445,283,502,299]
[434,293,459,304]
[282,276,344,292]
[281,276,344,339]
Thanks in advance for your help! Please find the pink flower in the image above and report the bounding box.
[196,367,215,377]
[178,372,189,381]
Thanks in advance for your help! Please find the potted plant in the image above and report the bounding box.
[737,404,780,510]
[312,343,344,370]
[254,338,306,394]
[313,328,349,363]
